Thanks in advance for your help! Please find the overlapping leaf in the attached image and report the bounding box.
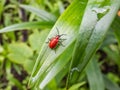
[0,21,53,33]
[86,57,105,90]
[28,0,88,89]
[68,0,120,85]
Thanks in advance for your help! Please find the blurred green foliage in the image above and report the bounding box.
[0,0,120,90]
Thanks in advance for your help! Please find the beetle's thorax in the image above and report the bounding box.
[55,35,60,39]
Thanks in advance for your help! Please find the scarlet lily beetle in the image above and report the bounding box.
[47,27,66,50]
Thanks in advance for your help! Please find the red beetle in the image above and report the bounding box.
[47,27,66,50]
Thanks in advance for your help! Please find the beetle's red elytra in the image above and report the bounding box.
[49,35,60,49]
[47,27,66,50]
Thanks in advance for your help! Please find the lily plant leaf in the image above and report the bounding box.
[68,0,120,85]
[20,4,57,22]
[111,16,120,46]
[28,0,88,89]
[86,56,105,90]
[103,75,120,90]
[0,21,53,33]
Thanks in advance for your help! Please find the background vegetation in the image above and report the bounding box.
[0,0,120,90]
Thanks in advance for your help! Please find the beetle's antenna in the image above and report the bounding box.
[59,34,66,37]
[56,27,59,35]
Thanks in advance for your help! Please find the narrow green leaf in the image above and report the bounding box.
[6,61,24,90]
[103,75,120,90]
[103,46,120,66]
[86,57,105,90]
[57,1,65,14]
[7,74,24,90]
[29,0,88,89]
[101,30,116,48]
[111,16,120,46]
[69,0,120,84]
[39,43,74,88]
[69,82,86,90]
[0,0,5,19]
[20,4,56,22]
[0,21,53,33]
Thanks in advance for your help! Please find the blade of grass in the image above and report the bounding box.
[6,61,24,90]
[57,0,65,14]
[0,21,53,33]
[103,75,120,90]
[28,0,88,89]
[111,16,120,46]
[69,81,86,90]
[68,0,120,85]
[103,47,120,67]
[0,0,5,19]
[39,43,74,88]
[86,56,105,90]
[20,4,57,22]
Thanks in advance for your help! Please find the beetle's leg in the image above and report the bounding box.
[58,41,65,47]
[46,38,51,43]
[59,38,66,41]
[56,27,59,35]
[58,38,66,47]
[49,38,52,41]
[60,34,66,37]
[46,41,49,43]
[59,39,66,44]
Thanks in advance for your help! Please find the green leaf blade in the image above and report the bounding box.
[86,57,105,90]
[103,75,120,90]
[0,21,53,33]
[69,0,120,84]
[28,0,88,89]
[20,4,57,22]
[112,16,120,46]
